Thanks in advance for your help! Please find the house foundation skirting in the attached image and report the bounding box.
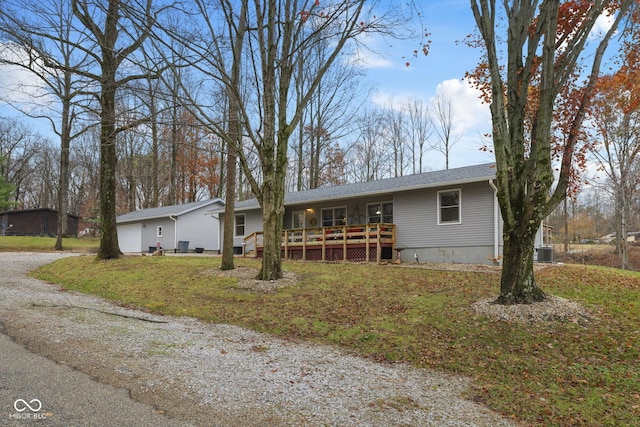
[404,245,501,265]
[254,243,394,262]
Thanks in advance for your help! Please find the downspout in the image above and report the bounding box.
[488,179,500,263]
[208,212,221,253]
[170,214,177,252]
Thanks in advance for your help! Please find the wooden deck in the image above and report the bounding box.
[243,223,395,262]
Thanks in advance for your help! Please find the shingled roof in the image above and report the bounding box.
[228,162,496,212]
[116,198,224,223]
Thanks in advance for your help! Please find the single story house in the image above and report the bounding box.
[116,199,224,253]
[214,163,547,264]
[0,208,80,237]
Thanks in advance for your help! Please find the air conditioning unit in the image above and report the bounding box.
[537,247,554,263]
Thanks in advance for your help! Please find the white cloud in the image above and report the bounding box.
[430,78,493,167]
[589,11,616,40]
[0,64,46,105]
[0,42,53,108]
[432,78,490,132]
[348,48,394,69]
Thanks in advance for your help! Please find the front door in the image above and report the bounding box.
[292,210,306,229]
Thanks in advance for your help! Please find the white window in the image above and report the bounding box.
[156,226,163,238]
[321,207,347,227]
[234,214,246,237]
[438,189,461,225]
[367,202,393,224]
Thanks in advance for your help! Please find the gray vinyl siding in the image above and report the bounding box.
[394,181,495,248]
[218,210,264,249]
[177,209,220,251]
[141,218,176,251]
[285,196,394,229]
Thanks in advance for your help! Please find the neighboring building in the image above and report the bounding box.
[116,199,224,253]
[213,163,546,264]
[0,208,80,237]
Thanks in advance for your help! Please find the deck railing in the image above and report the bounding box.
[243,223,395,262]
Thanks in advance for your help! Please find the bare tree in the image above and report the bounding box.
[382,102,407,177]
[0,0,95,249]
[291,31,368,190]
[589,74,640,270]
[72,0,168,259]
[0,119,42,207]
[430,92,461,170]
[69,127,100,232]
[345,109,392,182]
[405,98,433,174]
[161,0,412,279]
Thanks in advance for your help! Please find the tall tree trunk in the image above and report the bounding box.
[221,146,236,270]
[54,86,71,250]
[169,104,178,205]
[220,0,246,270]
[150,96,159,207]
[96,79,121,259]
[563,196,569,253]
[259,185,284,280]
[496,225,545,304]
[619,186,629,269]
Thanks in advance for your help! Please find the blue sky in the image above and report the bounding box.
[354,0,495,170]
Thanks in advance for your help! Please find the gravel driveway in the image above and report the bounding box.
[0,252,515,426]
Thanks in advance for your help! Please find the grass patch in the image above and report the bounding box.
[32,257,640,426]
[0,236,99,253]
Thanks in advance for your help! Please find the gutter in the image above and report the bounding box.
[488,179,501,263]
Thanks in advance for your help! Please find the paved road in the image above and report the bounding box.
[0,253,190,427]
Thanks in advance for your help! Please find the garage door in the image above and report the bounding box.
[117,223,142,253]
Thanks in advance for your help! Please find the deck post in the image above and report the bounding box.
[365,225,370,262]
[302,229,307,260]
[376,223,382,263]
[391,224,396,258]
[284,230,289,259]
[342,225,347,261]
[321,226,326,261]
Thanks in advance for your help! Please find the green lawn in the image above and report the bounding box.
[32,256,640,426]
[0,235,99,252]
